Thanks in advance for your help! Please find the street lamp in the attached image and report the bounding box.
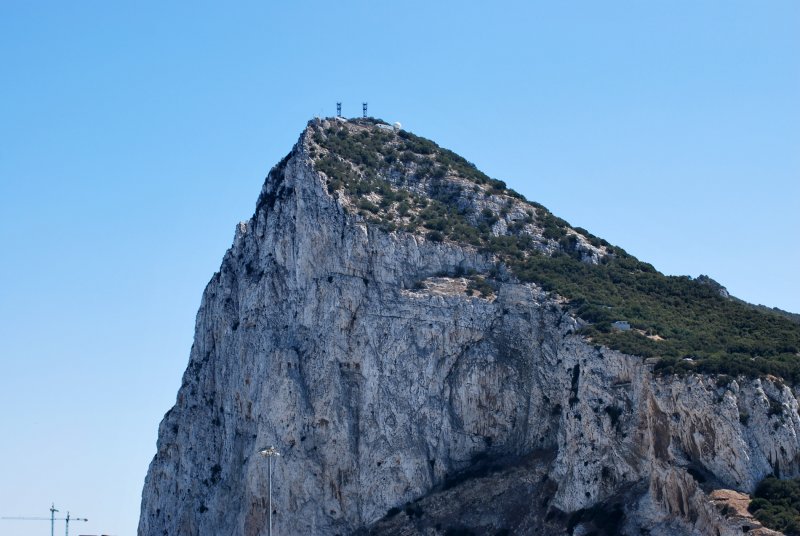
[258,446,281,536]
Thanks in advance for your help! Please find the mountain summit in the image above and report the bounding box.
[139,118,800,535]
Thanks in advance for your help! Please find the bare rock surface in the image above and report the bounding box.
[138,124,799,535]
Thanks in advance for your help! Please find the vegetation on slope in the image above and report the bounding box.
[749,477,800,535]
[308,118,800,383]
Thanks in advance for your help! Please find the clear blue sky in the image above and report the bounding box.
[1,2,798,534]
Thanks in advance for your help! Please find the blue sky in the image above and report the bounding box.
[1,2,798,534]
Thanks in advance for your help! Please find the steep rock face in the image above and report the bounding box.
[138,124,800,535]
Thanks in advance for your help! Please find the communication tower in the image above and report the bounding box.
[362,102,368,118]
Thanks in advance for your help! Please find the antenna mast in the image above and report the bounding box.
[362,102,368,118]
[336,102,341,117]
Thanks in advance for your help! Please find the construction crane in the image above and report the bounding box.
[1,503,88,536]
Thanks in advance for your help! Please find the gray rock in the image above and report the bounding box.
[138,125,798,536]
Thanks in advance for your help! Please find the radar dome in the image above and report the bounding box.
[393,122,402,131]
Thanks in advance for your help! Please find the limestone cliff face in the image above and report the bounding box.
[138,123,800,536]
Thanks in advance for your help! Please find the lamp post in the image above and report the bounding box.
[258,446,281,536]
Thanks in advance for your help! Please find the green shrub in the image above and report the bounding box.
[739,411,750,425]
[426,230,444,242]
[749,477,800,535]
[358,199,379,214]
[309,121,800,383]
[467,276,495,298]
[768,397,785,418]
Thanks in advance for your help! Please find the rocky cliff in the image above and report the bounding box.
[138,119,800,535]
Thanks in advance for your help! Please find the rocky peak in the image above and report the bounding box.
[304,117,609,264]
[138,119,800,536]
[695,274,730,299]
